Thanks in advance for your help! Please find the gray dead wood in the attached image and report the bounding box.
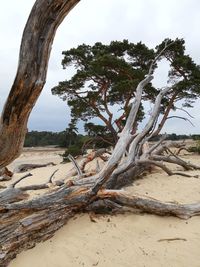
[1,186,200,266]
[14,162,56,173]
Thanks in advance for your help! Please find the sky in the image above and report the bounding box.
[0,0,200,134]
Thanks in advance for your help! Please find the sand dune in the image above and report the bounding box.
[7,148,200,267]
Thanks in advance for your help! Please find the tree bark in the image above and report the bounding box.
[152,92,178,137]
[1,184,200,266]
[0,0,80,168]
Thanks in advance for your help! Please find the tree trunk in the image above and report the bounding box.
[0,0,80,168]
[1,184,200,266]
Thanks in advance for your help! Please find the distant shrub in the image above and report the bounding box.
[62,145,82,162]
[188,140,200,154]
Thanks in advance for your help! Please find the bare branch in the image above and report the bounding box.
[151,154,200,170]
[167,116,195,126]
[175,107,194,118]
[14,169,59,191]
[10,173,33,188]
[158,238,187,242]
[128,86,171,161]
[146,134,167,155]
[138,159,198,178]
[138,159,173,175]
[153,91,178,137]
[48,169,59,183]
[97,189,200,219]
[19,184,50,191]
[96,160,101,173]
[102,82,113,122]
[14,162,56,173]
[176,147,189,156]
[68,154,83,178]
[148,40,173,75]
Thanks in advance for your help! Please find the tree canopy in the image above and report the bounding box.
[52,38,200,144]
[52,40,156,143]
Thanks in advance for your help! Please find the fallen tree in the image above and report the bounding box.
[1,1,200,266]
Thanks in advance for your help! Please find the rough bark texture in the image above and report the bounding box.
[1,185,200,266]
[0,0,80,168]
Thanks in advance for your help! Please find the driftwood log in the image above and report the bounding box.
[14,162,56,173]
[1,179,200,266]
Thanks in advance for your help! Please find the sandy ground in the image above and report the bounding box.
[6,147,200,267]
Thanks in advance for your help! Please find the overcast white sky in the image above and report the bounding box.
[0,0,200,134]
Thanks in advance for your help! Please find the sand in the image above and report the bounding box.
[6,148,200,267]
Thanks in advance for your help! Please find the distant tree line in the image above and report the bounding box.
[25,130,200,148]
[24,130,83,148]
[150,133,197,142]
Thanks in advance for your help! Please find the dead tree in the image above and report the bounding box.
[1,1,200,266]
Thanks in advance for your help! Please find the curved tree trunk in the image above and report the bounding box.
[0,0,80,168]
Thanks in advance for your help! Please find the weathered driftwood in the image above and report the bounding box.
[14,162,56,173]
[0,167,13,181]
[59,148,107,182]
[1,185,200,266]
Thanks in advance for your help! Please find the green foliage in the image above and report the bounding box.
[61,135,88,161]
[51,40,156,134]
[24,131,62,147]
[150,133,191,142]
[84,123,109,137]
[52,39,200,146]
[83,122,114,149]
[156,38,200,109]
[165,133,191,141]
[191,135,200,140]
[188,140,200,154]
[24,129,82,148]
[62,145,82,161]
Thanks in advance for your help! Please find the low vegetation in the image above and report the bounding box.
[188,140,200,154]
